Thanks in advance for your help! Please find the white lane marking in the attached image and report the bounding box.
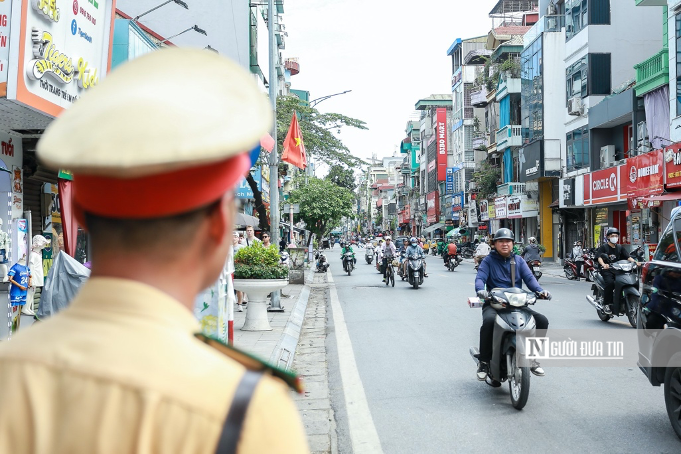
[327,272,384,454]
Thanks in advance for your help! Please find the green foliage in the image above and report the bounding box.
[325,165,356,190]
[472,161,501,199]
[288,177,354,238]
[234,242,289,279]
[277,96,368,168]
[537,244,547,254]
[499,57,521,78]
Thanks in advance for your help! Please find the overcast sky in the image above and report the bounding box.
[285,0,500,173]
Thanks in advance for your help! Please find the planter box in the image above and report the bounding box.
[233,279,289,331]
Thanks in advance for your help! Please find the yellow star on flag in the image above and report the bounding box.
[295,137,302,146]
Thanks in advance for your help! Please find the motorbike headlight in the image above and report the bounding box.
[526,295,537,305]
[504,293,527,307]
[619,263,633,272]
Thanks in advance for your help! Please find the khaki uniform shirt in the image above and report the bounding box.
[0,278,309,454]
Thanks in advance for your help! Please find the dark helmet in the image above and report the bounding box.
[605,228,620,237]
[493,228,514,242]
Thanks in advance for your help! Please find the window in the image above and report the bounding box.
[521,38,543,143]
[588,53,611,95]
[654,221,680,262]
[566,126,589,171]
[565,0,587,41]
[566,56,587,101]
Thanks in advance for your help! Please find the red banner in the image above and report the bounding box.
[664,142,681,188]
[583,165,626,205]
[427,191,439,224]
[626,149,663,197]
[436,108,447,181]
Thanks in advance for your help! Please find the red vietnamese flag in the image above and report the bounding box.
[281,113,307,169]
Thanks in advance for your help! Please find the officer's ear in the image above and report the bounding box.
[206,193,234,247]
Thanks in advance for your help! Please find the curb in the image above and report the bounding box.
[269,267,315,370]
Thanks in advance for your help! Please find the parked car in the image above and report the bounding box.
[637,205,681,439]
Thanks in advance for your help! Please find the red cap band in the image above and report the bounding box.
[73,153,251,221]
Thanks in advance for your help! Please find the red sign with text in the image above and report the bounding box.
[583,165,626,205]
[626,149,664,197]
[427,191,439,224]
[664,142,681,189]
[436,108,447,181]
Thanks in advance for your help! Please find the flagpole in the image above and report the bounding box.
[268,0,283,311]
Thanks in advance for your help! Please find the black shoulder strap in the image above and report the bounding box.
[215,370,263,454]
[510,255,516,288]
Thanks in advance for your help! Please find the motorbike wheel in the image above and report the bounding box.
[626,294,639,329]
[509,353,530,410]
[664,363,681,440]
[564,267,575,280]
[391,272,395,287]
[587,269,595,282]
[534,271,542,280]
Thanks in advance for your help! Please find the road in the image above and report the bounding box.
[322,247,680,453]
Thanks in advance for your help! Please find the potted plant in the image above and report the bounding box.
[233,242,289,331]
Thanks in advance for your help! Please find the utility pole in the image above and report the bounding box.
[268,0,283,311]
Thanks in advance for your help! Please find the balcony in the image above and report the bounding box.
[496,74,520,101]
[470,86,488,107]
[496,125,522,150]
[497,182,525,196]
[634,48,669,97]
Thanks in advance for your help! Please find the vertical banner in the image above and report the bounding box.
[436,108,447,181]
[0,0,12,96]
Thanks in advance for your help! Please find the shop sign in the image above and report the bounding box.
[494,196,507,219]
[626,149,663,198]
[664,142,681,189]
[236,169,261,199]
[445,167,454,193]
[562,178,575,206]
[479,199,489,221]
[436,108,447,181]
[6,1,114,116]
[452,211,460,221]
[488,201,495,220]
[521,196,539,218]
[583,165,626,205]
[478,224,488,230]
[595,207,608,224]
[468,200,478,227]
[507,195,522,219]
[0,131,23,170]
[519,141,542,182]
[0,0,12,90]
[646,243,657,261]
[427,191,439,224]
[452,191,464,212]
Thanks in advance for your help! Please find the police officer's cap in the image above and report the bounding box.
[37,48,272,222]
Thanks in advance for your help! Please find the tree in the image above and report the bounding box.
[288,177,355,239]
[325,165,356,191]
[248,96,368,231]
[472,161,501,199]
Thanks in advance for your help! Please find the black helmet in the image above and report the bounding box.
[493,228,514,242]
[605,228,620,237]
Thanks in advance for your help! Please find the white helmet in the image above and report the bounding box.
[529,237,537,244]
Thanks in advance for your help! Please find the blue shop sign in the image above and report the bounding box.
[236,168,262,199]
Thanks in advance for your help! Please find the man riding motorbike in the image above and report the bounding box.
[340,241,356,265]
[474,238,491,268]
[475,228,551,381]
[381,236,397,282]
[596,228,640,315]
[403,237,428,277]
[444,238,458,267]
[522,237,542,270]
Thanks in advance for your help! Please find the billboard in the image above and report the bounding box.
[436,108,447,181]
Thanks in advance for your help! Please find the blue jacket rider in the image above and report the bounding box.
[474,228,550,382]
[403,237,428,277]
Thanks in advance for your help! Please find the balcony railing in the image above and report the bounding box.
[496,74,521,101]
[496,125,522,150]
[634,47,669,97]
[497,182,525,196]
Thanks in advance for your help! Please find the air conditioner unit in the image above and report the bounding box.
[568,97,583,116]
[600,145,616,168]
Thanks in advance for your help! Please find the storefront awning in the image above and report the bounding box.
[423,222,445,234]
[630,192,680,208]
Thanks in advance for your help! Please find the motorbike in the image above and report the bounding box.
[585,260,640,328]
[407,254,425,289]
[316,252,329,273]
[461,247,475,259]
[470,288,547,410]
[527,260,542,281]
[563,256,579,280]
[582,250,597,282]
[446,254,462,272]
[343,252,355,276]
[365,245,375,264]
[280,251,290,267]
[397,251,407,280]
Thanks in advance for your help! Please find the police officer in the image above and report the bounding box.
[0,49,309,453]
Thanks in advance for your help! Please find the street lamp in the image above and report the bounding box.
[309,90,352,108]
[132,0,188,23]
[160,25,208,44]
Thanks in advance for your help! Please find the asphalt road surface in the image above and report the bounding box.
[324,247,680,454]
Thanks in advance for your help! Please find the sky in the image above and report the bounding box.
[284,0,500,172]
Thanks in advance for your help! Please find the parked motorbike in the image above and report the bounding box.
[461,247,475,259]
[563,256,579,280]
[407,254,425,289]
[470,288,548,410]
[582,250,597,282]
[343,252,355,276]
[365,245,375,264]
[528,260,542,281]
[585,260,640,328]
[316,252,329,273]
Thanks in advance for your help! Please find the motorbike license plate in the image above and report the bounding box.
[414,272,419,278]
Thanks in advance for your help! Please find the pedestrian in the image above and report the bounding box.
[572,240,584,279]
[279,235,287,252]
[0,49,308,453]
[233,232,246,312]
[262,232,272,248]
[244,225,261,246]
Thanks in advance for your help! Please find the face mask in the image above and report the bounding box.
[608,236,618,244]
[411,242,417,246]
